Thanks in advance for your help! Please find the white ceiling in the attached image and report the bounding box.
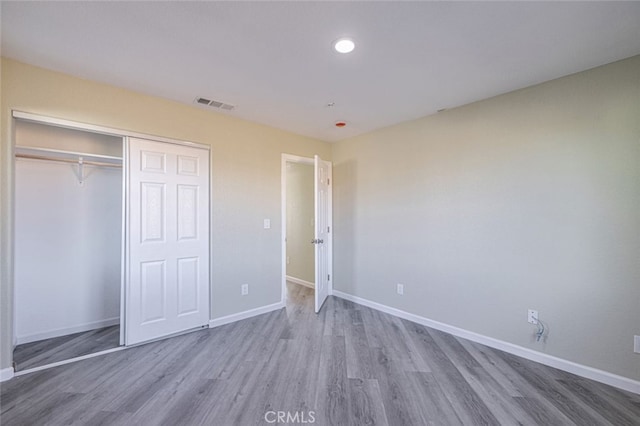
[2,1,640,143]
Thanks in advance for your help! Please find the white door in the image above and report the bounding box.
[314,155,332,313]
[125,137,210,345]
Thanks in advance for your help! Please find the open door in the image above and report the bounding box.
[125,137,210,345]
[314,155,332,313]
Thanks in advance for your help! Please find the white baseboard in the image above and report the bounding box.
[286,275,315,289]
[332,290,640,395]
[17,317,120,345]
[1,367,15,382]
[209,301,285,328]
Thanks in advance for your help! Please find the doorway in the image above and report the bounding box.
[285,161,315,289]
[281,154,333,313]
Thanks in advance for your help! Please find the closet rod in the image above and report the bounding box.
[15,153,122,168]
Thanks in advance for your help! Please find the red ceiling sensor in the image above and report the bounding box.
[335,121,347,128]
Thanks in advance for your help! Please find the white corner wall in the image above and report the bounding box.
[332,55,640,382]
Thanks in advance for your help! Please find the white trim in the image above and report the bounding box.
[0,368,15,382]
[327,159,333,297]
[332,290,640,395]
[120,137,128,347]
[14,346,126,378]
[16,317,120,345]
[209,302,284,328]
[280,155,287,306]
[12,110,210,150]
[286,275,315,289]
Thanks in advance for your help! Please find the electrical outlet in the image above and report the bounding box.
[241,284,249,296]
[396,283,404,295]
[528,309,539,325]
[634,336,640,354]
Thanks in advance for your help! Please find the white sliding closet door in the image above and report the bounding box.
[126,137,210,345]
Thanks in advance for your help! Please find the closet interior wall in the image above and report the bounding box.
[14,121,123,345]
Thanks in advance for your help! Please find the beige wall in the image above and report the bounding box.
[0,58,331,370]
[332,56,640,381]
[286,162,315,284]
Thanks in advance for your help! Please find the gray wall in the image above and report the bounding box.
[286,162,315,284]
[332,56,640,381]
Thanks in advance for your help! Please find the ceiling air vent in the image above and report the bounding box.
[194,97,235,111]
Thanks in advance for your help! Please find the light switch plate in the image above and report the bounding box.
[264,219,271,229]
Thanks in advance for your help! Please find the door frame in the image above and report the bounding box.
[280,154,333,307]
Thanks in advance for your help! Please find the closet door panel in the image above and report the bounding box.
[177,257,199,315]
[141,182,166,243]
[140,260,167,324]
[126,137,210,345]
[177,184,198,240]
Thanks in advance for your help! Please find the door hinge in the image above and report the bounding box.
[328,274,331,281]
[327,226,330,233]
[327,178,330,185]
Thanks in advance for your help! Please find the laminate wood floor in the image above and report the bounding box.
[13,325,120,372]
[2,282,639,425]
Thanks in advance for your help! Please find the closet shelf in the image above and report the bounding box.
[15,146,122,185]
[15,145,123,163]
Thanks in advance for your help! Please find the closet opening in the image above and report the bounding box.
[12,119,124,371]
[281,153,332,313]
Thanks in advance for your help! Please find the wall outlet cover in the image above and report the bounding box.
[527,309,538,325]
[241,284,249,296]
[634,335,640,354]
[396,283,404,295]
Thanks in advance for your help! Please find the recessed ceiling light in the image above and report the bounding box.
[334,38,355,54]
